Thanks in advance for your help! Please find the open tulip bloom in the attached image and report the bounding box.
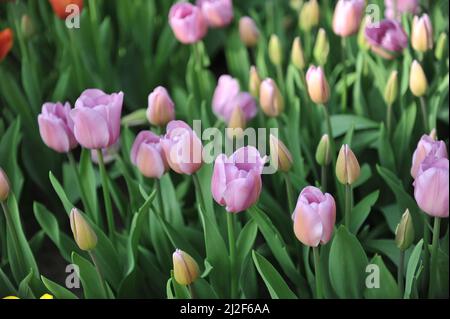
[0,0,448,303]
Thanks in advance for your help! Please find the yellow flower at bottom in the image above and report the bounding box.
[3,296,20,299]
[3,294,53,299]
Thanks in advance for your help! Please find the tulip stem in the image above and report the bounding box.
[321,165,327,192]
[1,201,25,276]
[421,214,431,293]
[96,150,115,238]
[192,173,206,215]
[312,246,323,299]
[88,250,107,298]
[276,64,286,94]
[419,97,429,132]
[398,249,405,294]
[428,217,441,298]
[67,152,92,220]
[386,103,393,136]
[321,104,334,143]
[188,284,196,299]
[155,179,165,219]
[227,212,238,299]
[283,173,295,214]
[344,183,352,228]
[341,37,348,112]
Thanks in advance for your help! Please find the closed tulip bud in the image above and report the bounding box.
[395,209,415,251]
[293,186,336,247]
[313,28,330,66]
[69,208,97,251]
[227,107,246,139]
[169,2,207,44]
[21,15,35,39]
[411,14,433,53]
[172,249,200,286]
[147,86,175,127]
[409,60,428,97]
[270,134,293,172]
[0,168,10,202]
[299,0,320,32]
[249,66,261,98]
[0,28,13,62]
[332,0,365,37]
[131,131,168,179]
[239,16,260,48]
[306,66,330,104]
[269,34,283,67]
[357,17,370,50]
[384,70,398,106]
[435,32,447,61]
[336,144,360,185]
[291,37,305,70]
[49,0,83,20]
[315,134,331,166]
[196,0,233,28]
[259,78,284,117]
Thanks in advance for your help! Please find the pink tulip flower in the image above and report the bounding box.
[414,156,449,218]
[169,2,208,44]
[212,75,257,123]
[147,86,175,127]
[332,0,365,37]
[131,131,168,179]
[293,186,336,247]
[411,134,448,179]
[211,146,266,213]
[365,19,408,59]
[385,0,419,20]
[71,89,123,150]
[197,0,233,28]
[306,66,330,104]
[161,121,203,175]
[38,102,78,153]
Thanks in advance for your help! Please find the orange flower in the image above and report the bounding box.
[0,28,13,62]
[48,0,84,20]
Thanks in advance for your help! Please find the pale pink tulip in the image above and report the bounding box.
[197,0,233,28]
[293,186,336,247]
[147,86,175,127]
[169,2,208,44]
[411,135,448,179]
[211,146,265,213]
[38,102,78,153]
[71,89,123,149]
[131,131,168,179]
[332,0,365,37]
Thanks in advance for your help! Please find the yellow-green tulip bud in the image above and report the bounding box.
[172,249,200,286]
[291,37,305,70]
[299,0,320,32]
[313,28,329,66]
[409,60,428,97]
[21,15,35,39]
[411,14,433,53]
[435,32,448,61]
[0,168,10,202]
[249,66,261,98]
[227,107,246,139]
[357,17,371,51]
[70,208,97,251]
[315,134,331,166]
[270,134,293,172]
[269,34,283,67]
[384,70,398,106]
[395,209,415,251]
[336,144,360,185]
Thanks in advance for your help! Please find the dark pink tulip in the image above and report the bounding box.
[196,0,233,28]
[38,102,78,153]
[414,156,449,218]
[211,146,265,213]
[332,0,365,37]
[169,2,208,44]
[385,0,419,20]
[71,89,123,150]
[131,131,168,179]
[365,19,408,59]
[161,121,203,175]
[212,75,257,123]
[147,86,175,127]
[411,134,448,179]
[292,186,336,247]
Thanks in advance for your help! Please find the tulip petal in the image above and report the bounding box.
[71,108,110,149]
[38,115,70,153]
[293,202,323,247]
